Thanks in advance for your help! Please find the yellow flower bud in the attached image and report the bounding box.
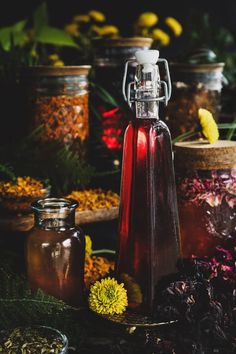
[198,108,219,144]
[152,28,170,46]
[137,12,158,27]
[73,14,90,23]
[53,60,65,67]
[89,10,106,22]
[100,25,119,36]
[64,23,79,37]
[48,54,59,61]
[165,17,183,37]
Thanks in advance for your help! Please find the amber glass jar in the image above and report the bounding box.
[21,66,91,145]
[166,62,224,138]
[26,198,85,307]
[175,140,236,258]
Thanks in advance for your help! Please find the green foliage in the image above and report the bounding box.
[0,267,71,329]
[0,127,95,195]
[186,13,236,82]
[36,26,78,47]
[0,2,77,80]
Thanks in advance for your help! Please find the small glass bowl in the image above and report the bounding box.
[0,325,68,354]
[0,186,51,214]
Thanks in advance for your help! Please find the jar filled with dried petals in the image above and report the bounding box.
[174,140,236,258]
[21,66,91,146]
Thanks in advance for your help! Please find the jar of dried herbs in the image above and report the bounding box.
[21,66,91,145]
[166,62,224,138]
[0,326,68,353]
[174,140,236,258]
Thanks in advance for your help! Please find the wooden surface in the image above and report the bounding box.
[0,207,119,232]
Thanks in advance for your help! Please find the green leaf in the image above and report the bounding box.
[35,26,78,47]
[12,20,27,33]
[33,2,48,34]
[217,123,236,129]
[0,20,27,51]
[172,131,198,144]
[91,82,119,106]
[225,117,236,140]
[0,27,12,51]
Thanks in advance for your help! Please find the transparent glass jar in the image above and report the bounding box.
[166,62,224,138]
[92,38,153,163]
[26,198,85,307]
[21,66,91,145]
[175,140,236,258]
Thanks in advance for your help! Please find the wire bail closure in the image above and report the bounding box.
[122,58,172,107]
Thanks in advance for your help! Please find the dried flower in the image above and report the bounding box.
[165,17,183,36]
[152,28,170,45]
[89,10,106,23]
[198,108,219,144]
[0,177,46,198]
[89,277,128,315]
[84,256,114,288]
[137,12,158,27]
[66,189,120,211]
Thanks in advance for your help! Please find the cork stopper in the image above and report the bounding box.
[174,140,236,170]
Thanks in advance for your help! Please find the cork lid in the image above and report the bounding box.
[21,65,91,77]
[174,140,236,170]
[93,37,153,48]
[170,62,225,73]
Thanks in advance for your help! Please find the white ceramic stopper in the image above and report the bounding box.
[135,50,159,73]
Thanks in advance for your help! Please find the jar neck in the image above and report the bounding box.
[34,209,75,230]
[32,198,77,230]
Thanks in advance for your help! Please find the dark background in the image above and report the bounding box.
[0,0,236,34]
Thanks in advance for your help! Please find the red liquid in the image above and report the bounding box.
[116,118,180,314]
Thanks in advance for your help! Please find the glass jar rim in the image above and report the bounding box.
[31,197,78,212]
[21,65,91,77]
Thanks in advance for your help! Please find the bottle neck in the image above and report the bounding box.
[135,63,160,119]
[32,198,77,230]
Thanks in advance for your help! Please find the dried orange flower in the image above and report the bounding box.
[0,177,46,198]
[66,189,120,211]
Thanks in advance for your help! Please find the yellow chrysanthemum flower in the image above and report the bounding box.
[89,10,106,23]
[64,23,79,37]
[152,28,170,46]
[198,108,219,144]
[100,25,119,36]
[85,235,92,257]
[73,14,90,23]
[165,17,183,37]
[53,60,65,67]
[137,12,158,27]
[89,277,128,315]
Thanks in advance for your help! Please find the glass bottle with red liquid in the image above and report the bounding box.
[116,50,181,316]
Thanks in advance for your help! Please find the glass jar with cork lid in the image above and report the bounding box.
[174,140,236,258]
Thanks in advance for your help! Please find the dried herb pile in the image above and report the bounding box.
[0,327,65,354]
